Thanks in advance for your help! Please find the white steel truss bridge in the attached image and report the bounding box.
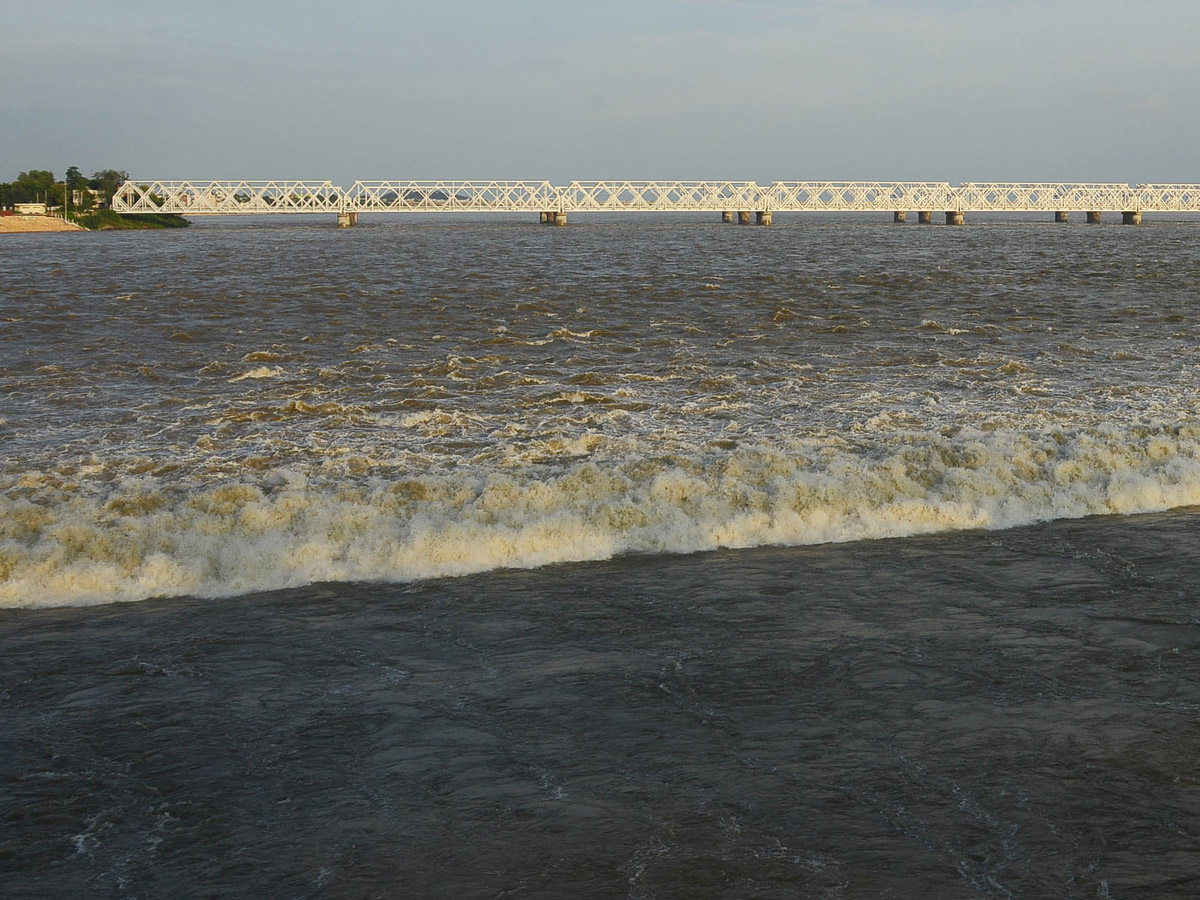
[112,180,1200,226]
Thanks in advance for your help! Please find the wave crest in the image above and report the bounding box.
[3,423,1200,607]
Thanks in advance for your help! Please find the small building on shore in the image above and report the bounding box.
[14,202,48,215]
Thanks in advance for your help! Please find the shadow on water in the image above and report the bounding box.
[3,510,1200,898]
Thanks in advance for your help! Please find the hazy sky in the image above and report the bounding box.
[4,0,1198,184]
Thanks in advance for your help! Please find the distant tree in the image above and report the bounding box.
[89,169,129,207]
[13,170,56,204]
[62,168,94,211]
[54,168,93,213]
[65,166,88,190]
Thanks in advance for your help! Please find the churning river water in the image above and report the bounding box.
[2,214,1200,898]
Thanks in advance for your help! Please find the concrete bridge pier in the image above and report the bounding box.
[738,211,752,225]
[894,211,907,223]
[1055,211,1069,223]
[540,211,567,226]
[946,210,964,226]
[1123,211,1143,225]
[756,210,772,226]
[722,211,734,223]
[1087,211,1102,224]
[337,211,358,227]
[918,211,933,225]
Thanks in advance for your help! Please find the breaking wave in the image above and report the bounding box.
[4,422,1200,608]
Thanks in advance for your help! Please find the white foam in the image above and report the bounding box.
[4,422,1200,608]
[228,366,284,382]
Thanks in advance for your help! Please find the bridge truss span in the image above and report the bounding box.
[114,181,345,215]
[1136,184,1200,212]
[956,183,1144,212]
[559,181,764,212]
[112,179,1200,224]
[348,181,559,213]
[768,182,958,212]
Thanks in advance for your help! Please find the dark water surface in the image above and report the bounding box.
[5,215,1200,897]
[4,510,1200,899]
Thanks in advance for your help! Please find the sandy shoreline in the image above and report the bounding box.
[0,215,84,233]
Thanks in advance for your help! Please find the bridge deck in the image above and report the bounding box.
[112,181,1200,217]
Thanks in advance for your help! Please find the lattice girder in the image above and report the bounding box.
[769,182,957,211]
[113,181,344,214]
[561,181,765,212]
[958,183,1140,212]
[113,181,1200,216]
[347,181,559,212]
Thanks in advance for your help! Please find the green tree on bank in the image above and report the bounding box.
[1,166,188,229]
[0,167,129,211]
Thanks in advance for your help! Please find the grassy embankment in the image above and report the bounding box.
[74,210,191,230]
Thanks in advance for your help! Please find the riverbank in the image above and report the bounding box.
[0,215,84,233]
[74,210,191,230]
[0,211,190,234]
